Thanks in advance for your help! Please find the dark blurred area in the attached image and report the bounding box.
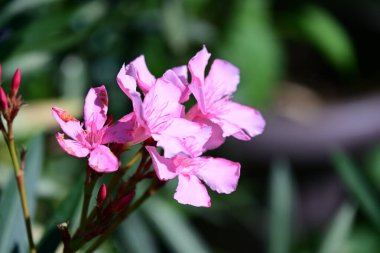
[1,0,380,252]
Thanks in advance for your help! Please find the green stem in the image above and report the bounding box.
[79,169,98,228]
[85,179,160,253]
[5,123,36,253]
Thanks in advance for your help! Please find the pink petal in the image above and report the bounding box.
[84,86,108,131]
[102,112,136,144]
[88,145,119,173]
[143,78,183,131]
[195,157,240,194]
[52,107,84,140]
[204,59,240,104]
[186,106,225,151]
[131,55,156,93]
[162,69,190,103]
[188,46,210,113]
[174,174,211,207]
[117,63,139,98]
[211,100,265,140]
[56,133,89,157]
[146,146,177,180]
[153,118,211,158]
[171,65,188,85]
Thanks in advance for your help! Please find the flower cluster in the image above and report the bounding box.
[53,46,265,207]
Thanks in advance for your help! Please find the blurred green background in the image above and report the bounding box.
[1,0,380,252]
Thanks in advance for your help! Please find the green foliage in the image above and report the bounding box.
[0,134,44,253]
[269,159,293,253]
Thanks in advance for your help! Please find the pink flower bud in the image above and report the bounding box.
[10,68,21,98]
[97,184,107,206]
[0,87,8,111]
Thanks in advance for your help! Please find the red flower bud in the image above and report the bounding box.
[97,184,107,206]
[0,87,8,111]
[113,191,135,212]
[10,68,21,98]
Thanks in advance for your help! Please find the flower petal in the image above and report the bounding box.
[84,86,108,131]
[205,59,240,104]
[187,106,225,151]
[162,69,190,103]
[146,146,177,180]
[211,100,265,140]
[88,145,119,173]
[195,157,240,194]
[153,118,211,158]
[174,174,211,207]
[56,133,89,157]
[143,78,183,131]
[131,55,156,93]
[171,65,188,85]
[102,112,136,144]
[117,63,139,98]
[52,107,83,140]
[188,46,210,113]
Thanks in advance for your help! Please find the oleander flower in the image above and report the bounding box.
[52,85,134,172]
[187,46,266,150]
[117,61,211,158]
[146,146,240,207]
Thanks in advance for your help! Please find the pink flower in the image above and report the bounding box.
[146,146,240,207]
[52,85,134,173]
[118,55,190,102]
[187,46,266,150]
[117,61,211,158]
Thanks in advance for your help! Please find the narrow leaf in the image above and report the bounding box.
[269,159,293,253]
[116,211,158,253]
[143,197,210,253]
[331,150,380,230]
[318,203,356,253]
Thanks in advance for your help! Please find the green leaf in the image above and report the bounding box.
[116,211,158,253]
[37,175,84,252]
[331,150,380,230]
[318,203,356,253]
[221,0,283,108]
[143,197,210,253]
[293,5,356,73]
[0,134,44,253]
[269,159,293,253]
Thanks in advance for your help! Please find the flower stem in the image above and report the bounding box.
[85,178,161,253]
[79,169,99,228]
[84,148,144,225]
[4,123,36,253]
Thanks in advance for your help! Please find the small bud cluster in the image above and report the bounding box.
[0,65,23,124]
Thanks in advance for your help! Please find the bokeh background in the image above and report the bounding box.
[1,0,380,252]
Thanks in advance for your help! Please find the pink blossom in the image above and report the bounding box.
[117,62,211,158]
[52,85,134,173]
[146,146,240,207]
[187,46,266,150]
[118,55,190,102]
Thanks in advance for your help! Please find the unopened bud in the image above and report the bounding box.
[10,68,21,98]
[0,87,8,111]
[97,184,107,206]
[114,191,135,212]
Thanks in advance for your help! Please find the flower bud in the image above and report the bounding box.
[0,86,8,111]
[113,191,135,212]
[10,68,21,98]
[97,184,107,206]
